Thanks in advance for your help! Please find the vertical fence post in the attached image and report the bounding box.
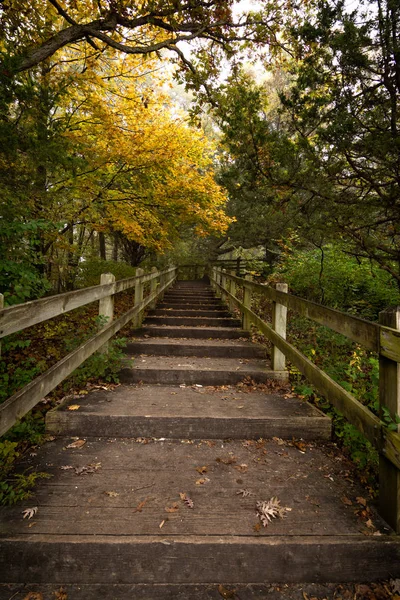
[272,283,288,372]
[0,294,4,358]
[150,266,158,309]
[221,269,227,302]
[379,306,400,533]
[229,270,236,313]
[215,269,221,298]
[99,273,115,353]
[242,275,252,330]
[133,267,144,328]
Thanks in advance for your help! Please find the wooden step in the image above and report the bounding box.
[138,327,249,339]
[46,384,331,439]
[119,356,287,385]
[149,309,231,317]
[1,437,398,585]
[144,316,241,327]
[125,337,265,358]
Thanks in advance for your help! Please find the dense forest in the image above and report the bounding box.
[0,0,399,497]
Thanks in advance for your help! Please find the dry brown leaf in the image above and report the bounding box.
[66,439,86,449]
[22,507,38,520]
[218,584,236,599]
[356,496,367,506]
[67,405,80,411]
[365,519,375,529]
[341,496,353,506]
[253,522,262,532]
[216,456,237,465]
[233,464,248,473]
[104,491,119,497]
[196,466,208,474]
[179,492,194,509]
[54,587,68,600]
[165,503,179,513]
[195,477,210,485]
[23,593,44,600]
[133,499,149,513]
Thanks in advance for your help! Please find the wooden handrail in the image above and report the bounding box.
[214,269,400,363]
[0,266,177,436]
[210,266,400,532]
[0,267,174,339]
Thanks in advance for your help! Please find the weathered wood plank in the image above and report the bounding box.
[214,270,380,353]
[1,535,400,583]
[0,275,176,436]
[213,279,400,470]
[0,267,175,339]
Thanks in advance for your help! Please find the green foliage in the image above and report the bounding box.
[276,241,400,320]
[0,471,51,506]
[76,260,138,288]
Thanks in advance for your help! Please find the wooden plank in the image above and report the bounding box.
[214,270,380,352]
[0,268,173,339]
[1,535,400,583]
[380,326,400,363]
[0,276,176,436]
[213,279,400,469]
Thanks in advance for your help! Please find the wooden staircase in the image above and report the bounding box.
[1,279,400,599]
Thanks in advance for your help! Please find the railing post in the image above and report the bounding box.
[150,266,158,309]
[242,275,252,330]
[99,273,115,352]
[379,306,400,533]
[133,267,144,328]
[272,283,288,371]
[229,270,236,312]
[215,269,222,298]
[221,269,227,302]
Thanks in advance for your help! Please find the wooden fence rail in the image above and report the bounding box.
[210,267,400,533]
[0,266,177,437]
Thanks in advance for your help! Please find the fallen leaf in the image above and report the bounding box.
[54,587,68,600]
[365,519,375,529]
[23,593,43,600]
[256,497,290,526]
[218,584,236,598]
[104,491,119,497]
[196,466,208,474]
[67,405,80,411]
[74,463,101,475]
[356,496,367,506]
[179,492,194,509]
[341,496,353,506]
[236,489,254,497]
[195,477,210,485]
[133,499,149,513]
[60,465,74,470]
[234,464,248,473]
[272,437,285,446]
[253,522,262,532]
[165,502,179,513]
[22,507,38,520]
[66,439,86,449]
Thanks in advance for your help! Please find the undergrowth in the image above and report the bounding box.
[0,312,127,505]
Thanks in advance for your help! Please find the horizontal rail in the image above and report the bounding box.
[0,267,175,340]
[213,278,400,471]
[0,272,176,437]
[214,269,400,362]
